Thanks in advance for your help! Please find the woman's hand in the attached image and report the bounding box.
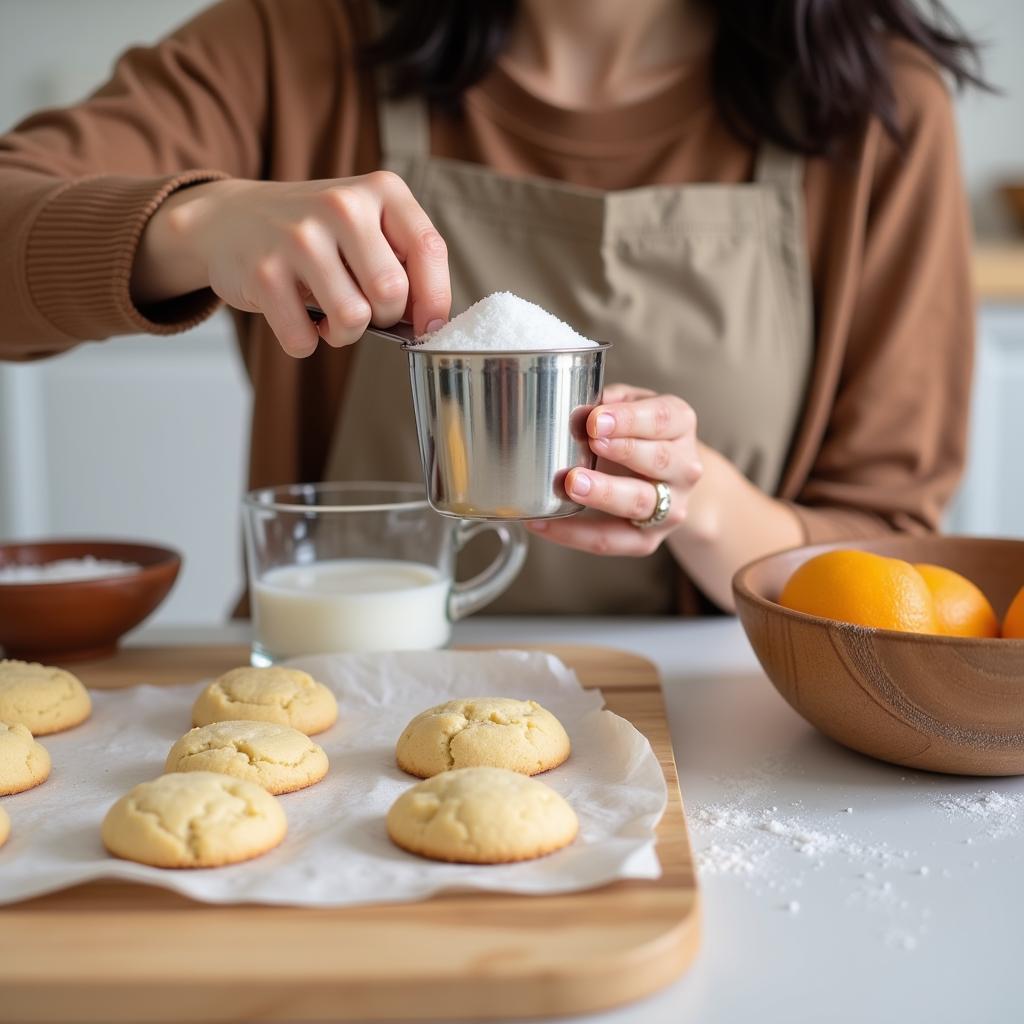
[527,384,704,555]
[131,173,451,357]
[528,382,806,610]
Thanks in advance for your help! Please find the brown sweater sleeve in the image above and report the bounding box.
[781,47,975,542]
[0,0,270,358]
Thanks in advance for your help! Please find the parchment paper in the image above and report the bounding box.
[0,650,667,906]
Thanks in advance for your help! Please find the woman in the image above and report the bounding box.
[0,0,983,614]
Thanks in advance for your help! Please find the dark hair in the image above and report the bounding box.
[365,0,987,155]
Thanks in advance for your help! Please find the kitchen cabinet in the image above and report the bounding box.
[946,304,1024,537]
[0,314,251,625]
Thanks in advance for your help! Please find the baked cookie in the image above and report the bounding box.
[191,667,337,736]
[387,766,578,864]
[0,722,51,796]
[0,660,91,736]
[165,720,329,795]
[396,697,570,778]
[0,804,9,849]
[101,771,287,869]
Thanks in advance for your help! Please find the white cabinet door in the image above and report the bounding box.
[0,313,252,625]
[947,306,1024,537]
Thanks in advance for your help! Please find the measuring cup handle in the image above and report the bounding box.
[448,521,528,622]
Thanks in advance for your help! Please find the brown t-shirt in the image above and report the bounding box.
[0,0,974,579]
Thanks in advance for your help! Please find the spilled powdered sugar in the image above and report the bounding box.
[934,790,1024,840]
[692,802,904,879]
[689,761,1024,953]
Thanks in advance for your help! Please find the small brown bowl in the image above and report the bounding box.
[733,535,1024,776]
[0,540,181,662]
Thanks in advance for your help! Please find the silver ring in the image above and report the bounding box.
[630,480,672,529]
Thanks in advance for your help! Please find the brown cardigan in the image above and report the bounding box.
[0,1,974,564]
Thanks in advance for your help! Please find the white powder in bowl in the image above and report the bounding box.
[0,556,141,584]
[417,292,598,351]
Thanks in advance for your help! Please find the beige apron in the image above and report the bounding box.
[326,87,813,615]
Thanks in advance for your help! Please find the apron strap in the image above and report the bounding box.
[377,90,431,165]
[754,142,803,189]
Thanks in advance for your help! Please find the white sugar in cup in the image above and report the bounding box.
[417,292,599,352]
[406,293,609,520]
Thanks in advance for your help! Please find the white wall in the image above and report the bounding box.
[0,0,210,129]
[946,0,1024,234]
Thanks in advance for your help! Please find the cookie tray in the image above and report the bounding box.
[0,644,700,1022]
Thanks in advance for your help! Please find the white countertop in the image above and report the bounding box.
[131,617,1024,1024]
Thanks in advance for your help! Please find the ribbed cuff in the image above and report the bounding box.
[24,170,230,340]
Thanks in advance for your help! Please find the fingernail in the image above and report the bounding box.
[594,413,615,437]
[527,520,547,532]
[570,472,591,497]
[425,319,446,334]
[592,437,610,452]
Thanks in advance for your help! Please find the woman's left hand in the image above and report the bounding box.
[526,384,704,555]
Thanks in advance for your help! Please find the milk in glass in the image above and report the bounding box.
[253,559,450,657]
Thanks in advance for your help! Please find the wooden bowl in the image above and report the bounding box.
[733,535,1024,776]
[0,540,181,662]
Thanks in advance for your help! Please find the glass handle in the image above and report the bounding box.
[448,521,528,622]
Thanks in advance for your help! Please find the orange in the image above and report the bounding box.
[913,564,999,638]
[778,549,939,634]
[1002,586,1024,639]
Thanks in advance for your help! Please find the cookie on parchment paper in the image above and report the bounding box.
[101,771,287,869]
[0,721,50,796]
[192,666,337,736]
[165,720,328,794]
[396,697,570,778]
[387,766,578,864]
[0,660,91,736]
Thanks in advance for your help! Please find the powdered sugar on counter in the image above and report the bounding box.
[688,760,1024,953]
[0,557,140,584]
[691,794,931,947]
[418,292,598,351]
[692,802,903,878]
[935,790,1024,840]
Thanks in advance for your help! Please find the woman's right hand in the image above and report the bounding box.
[131,173,451,357]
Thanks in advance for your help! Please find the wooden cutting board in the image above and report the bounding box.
[1,644,699,1022]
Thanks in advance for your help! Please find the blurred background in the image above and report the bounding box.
[1,0,1023,626]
